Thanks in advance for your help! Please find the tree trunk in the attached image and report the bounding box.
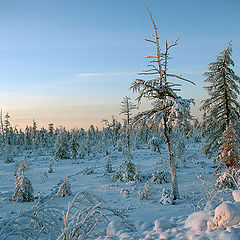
[164,119,179,200]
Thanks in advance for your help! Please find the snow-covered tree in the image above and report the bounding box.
[57,176,72,197]
[54,131,70,160]
[159,188,173,205]
[200,41,240,158]
[12,157,34,202]
[119,96,137,153]
[138,181,152,200]
[130,4,195,199]
[70,131,79,159]
[102,156,113,175]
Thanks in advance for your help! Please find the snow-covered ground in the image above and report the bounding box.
[1,142,240,239]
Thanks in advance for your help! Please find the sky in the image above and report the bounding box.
[0,0,239,130]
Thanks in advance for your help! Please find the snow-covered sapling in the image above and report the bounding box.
[138,181,152,201]
[133,164,142,182]
[82,166,95,175]
[102,156,113,176]
[112,166,122,182]
[57,176,72,197]
[151,170,170,184]
[12,157,34,202]
[159,188,173,205]
[121,152,136,182]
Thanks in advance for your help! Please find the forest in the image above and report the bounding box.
[0,3,240,240]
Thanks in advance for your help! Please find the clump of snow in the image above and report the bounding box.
[106,220,125,235]
[185,211,214,232]
[153,219,172,231]
[209,202,240,229]
[232,190,240,202]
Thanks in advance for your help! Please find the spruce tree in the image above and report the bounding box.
[215,121,240,169]
[130,4,195,199]
[119,96,137,153]
[54,131,70,160]
[200,41,240,158]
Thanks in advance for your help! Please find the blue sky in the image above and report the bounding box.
[0,0,239,129]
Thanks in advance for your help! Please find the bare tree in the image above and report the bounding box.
[130,3,195,200]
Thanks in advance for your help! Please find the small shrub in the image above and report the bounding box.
[151,170,170,184]
[57,177,72,197]
[138,181,152,200]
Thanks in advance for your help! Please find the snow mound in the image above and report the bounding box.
[209,202,240,229]
[232,190,240,202]
[107,220,126,235]
[185,211,214,232]
[153,219,172,231]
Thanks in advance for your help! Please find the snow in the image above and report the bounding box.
[0,141,240,239]
[233,190,240,202]
[209,202,240,229]
[185,211,214,232]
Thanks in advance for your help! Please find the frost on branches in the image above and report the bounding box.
[200,41,240,158]
[215,121,240,169]
[130,4,195,200]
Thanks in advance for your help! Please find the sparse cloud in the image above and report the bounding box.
[76,72,136,77]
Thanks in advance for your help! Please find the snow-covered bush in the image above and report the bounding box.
[1,191,133,240]
[57,176,72,197]
[83,166,95,175]
[138,181,152,201]
[150,170,170,184]
[58,191,134,239]
[11,157,34,202]
[159,188,173,205]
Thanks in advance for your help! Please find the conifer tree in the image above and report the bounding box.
[54,131,70,160]
[130,3,195,199]
[200,41,240,158]
[119,96,137,153]
[215,121,240,169]
[70,131,79,159]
